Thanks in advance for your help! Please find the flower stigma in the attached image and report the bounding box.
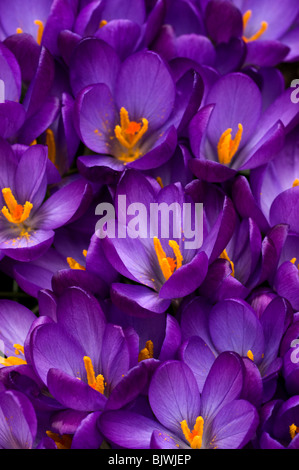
[242,10,268,43]
[83,356,105,394]
[114,107,148,163]
[1,188,33,226]
[154,237,183,281]
[180,416,204,449]
[217,124,243,165]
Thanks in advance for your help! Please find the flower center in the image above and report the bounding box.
[67,250,87,271]
[219,249,235,277]
[180,416,204,449]
[16,19,44,45]
[1,188,33,225]
[46,431,72,449]
[242,10,268,43]
[114,107,148,163]
[290,424,299,440]
[83,356,105,394]
[217,124,243,165]
[138,340,154,362]
[0,343,27,367]
[153,237,183,281]
[292,178,299,187]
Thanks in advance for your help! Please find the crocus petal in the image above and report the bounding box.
[115,51,176,132]
[208,298,265,362]
[0,390,37,449]
[47,367,107,411]
[148,360,201,435]
[35,178,92,230]
[207,399,258,449]
[69,38,120,96]
[98,410,163,449]
[0,229,54,262]
[159,250,209,299]
[111,283,171,317]
[201,352,244,424]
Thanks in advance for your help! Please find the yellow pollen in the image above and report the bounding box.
[16,27,23,34]
[34,19,44,45]
[1,188,33,224]
[83,356,105,394]
[242,10,268,43]
[180,416,204,449]
[217,123,243,165]
[46,129,56,166]
[219,249,235,277]
[114,107,148,163]
[290,424,299,440]
[247,350,254,361]
[0,343,26,367]
[153,237,183,281]
[46,431,72,449]
[99,20,108,28]
[292,178,299,187]
[138,340,154,362]
[66,257,85,270]
[30,139,37,146]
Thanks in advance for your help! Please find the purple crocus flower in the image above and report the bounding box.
[258,397,299,449]
[30,286,137,412]
[204,0,299,65]
[98,352,258,449]
[100,169,235,316]
[179,296,290,404]
[0,139,92,262]
[273,233,299,311]
[248,127,299,235]
[71,40,204,176]
[188,71,299,182]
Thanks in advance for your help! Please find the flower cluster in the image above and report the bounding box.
[0,0,299,451]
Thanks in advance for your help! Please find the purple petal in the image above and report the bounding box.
[111,283,171,317]
[69,38,120,96]
[201,352,244,423]
[208,399,258,449]
[115,51,175,131]
[208,299,265,361]
[36,178,92,230]
[159,250,209,299]
[148,360,200,435]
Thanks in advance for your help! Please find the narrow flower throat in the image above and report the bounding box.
[242,10,268,43]
[154,237,183,281]
[181,416,204,449]
[1,188,32,224]
[114,107,148,163]
[217,124,243,165]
